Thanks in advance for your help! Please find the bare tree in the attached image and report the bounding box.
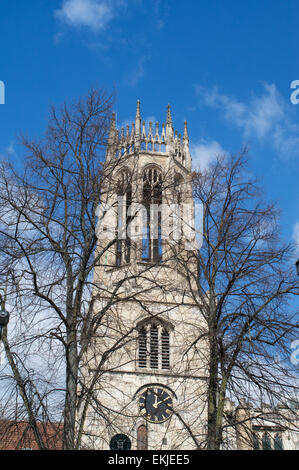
[0,88,135,449]
[173,150,299,449]
[0,96,297,451]
[0,95,202,449]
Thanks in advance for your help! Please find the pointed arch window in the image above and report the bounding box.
[137,425,148,450]
[142,167,163,263]
[274,434,283,450]
[137,321,171,370]
[252,433,260,450]
[116,169,132,266]
[262,433,272,450]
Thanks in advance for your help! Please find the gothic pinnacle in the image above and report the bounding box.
[183,120,189,141]
[135,100,141,149]
[108,112,116,145]
[136,100,141,120]
[166,104,173,126]
[106,112,117,161]
[109,112,116,132]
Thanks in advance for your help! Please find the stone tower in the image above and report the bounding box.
[81,101,208,450]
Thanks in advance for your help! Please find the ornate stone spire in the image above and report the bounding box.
[136,99,141,122]
[105,112,117,161]
[166,104,173,128]
[135,100,141,149]
[109,112,116,139]
[183,120,191,169]
[166,104,174,154]
[183,120,189,142]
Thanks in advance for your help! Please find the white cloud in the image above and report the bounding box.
[191,139,226,171]
[55,0,115,31]
[6,142,16,156]
[124,56,147,88]
[0,142,17,160]
[195,83,299,159]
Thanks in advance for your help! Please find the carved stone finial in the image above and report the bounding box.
[136,100,141,119]
[183,120,189,141]
[135,100,141,149]
[106,112,117,161]
[166,104,172,126]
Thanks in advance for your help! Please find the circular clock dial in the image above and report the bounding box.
[139,386,173,423]
[110,434,131,450]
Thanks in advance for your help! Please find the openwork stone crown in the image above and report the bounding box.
[106,101,191,169]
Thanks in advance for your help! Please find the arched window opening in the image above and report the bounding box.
[252,433,260,450]
[142,167,163,263]
[137,425,148,450]
[262,433,272,450]
[274,434,283,450]
[137,321,171,370]
[116,169,132,266]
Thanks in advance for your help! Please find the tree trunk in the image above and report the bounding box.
[63,325,78,450]
[207,334,221,450]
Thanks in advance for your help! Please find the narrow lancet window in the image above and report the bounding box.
[116,169,132,266]
[142,167,163,263]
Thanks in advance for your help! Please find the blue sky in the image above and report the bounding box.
[1,0,299,255]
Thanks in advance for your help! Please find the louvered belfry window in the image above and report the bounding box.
[161,329,170,369]
[150,326,159,369]
[138,328,147,368]
[138,323,170,370]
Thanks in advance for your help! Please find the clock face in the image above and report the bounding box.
[139,386,173,424]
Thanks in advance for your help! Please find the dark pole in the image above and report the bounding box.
[296,260,299,276]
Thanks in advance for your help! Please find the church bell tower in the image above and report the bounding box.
[82,101,208,450]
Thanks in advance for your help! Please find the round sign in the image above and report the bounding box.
[0,310,9,327]
[110,434,131,451]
